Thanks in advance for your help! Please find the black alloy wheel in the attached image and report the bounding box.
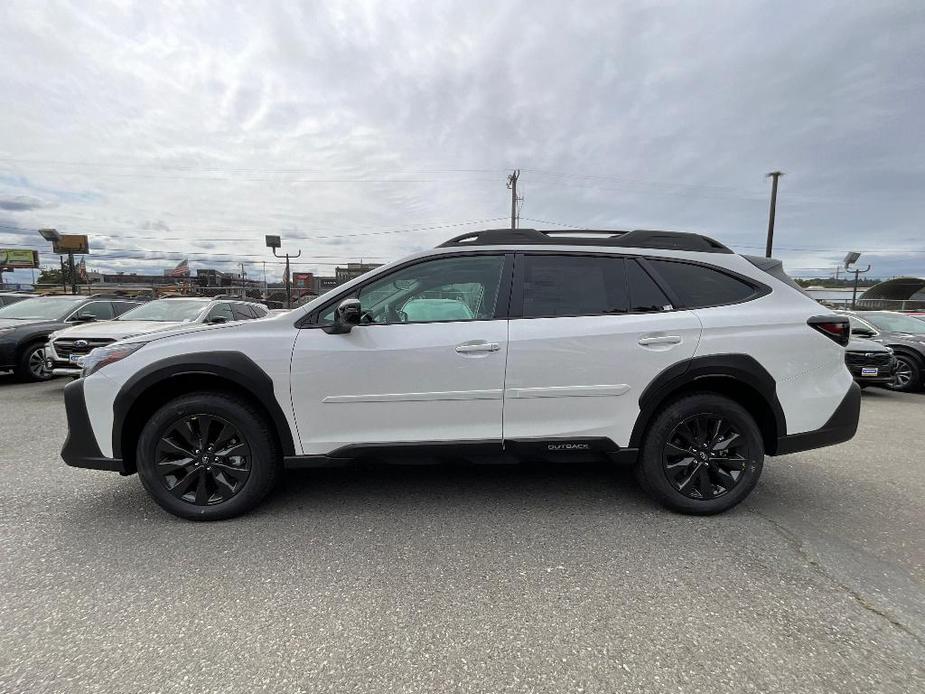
[663,414,749,500]
[137,392,281,520]
[636,393,764,515]
[155,414,251,506]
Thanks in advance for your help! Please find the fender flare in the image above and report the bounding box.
[112,351,296,459]
[628,354,788,449]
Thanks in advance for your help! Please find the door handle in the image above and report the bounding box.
[455,341,501,354]
[638,335,682,346]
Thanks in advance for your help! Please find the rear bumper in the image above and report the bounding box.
[773,382,861,455]
[61,379,128,474]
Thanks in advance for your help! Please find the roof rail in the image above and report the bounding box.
[437,228,733,254]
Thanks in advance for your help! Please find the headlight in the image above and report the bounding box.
[81,342,147,377]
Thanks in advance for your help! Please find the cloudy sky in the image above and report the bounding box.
[1,0,923,286]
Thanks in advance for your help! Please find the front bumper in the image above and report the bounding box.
[61,378,128,474]
[846,356,897,385]
[773,382,861,455]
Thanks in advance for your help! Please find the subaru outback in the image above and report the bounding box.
[61,229,860,520]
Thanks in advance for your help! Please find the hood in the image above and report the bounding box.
[846,338,891,353]
[0,318,60,331]
[52,320,192,341]
[120,319,242,345]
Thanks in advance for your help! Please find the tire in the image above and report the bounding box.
[136,392,282,521]
[15,342,53,382]
[888,354,922,393]
[635,393,764,515]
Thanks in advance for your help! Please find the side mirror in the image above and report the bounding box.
[323,298,362,334]
[73,312,97,323]
[208,316,228,324]
[851,328,874,337]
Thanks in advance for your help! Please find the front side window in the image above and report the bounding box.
[646,259,757,308]
[320,255,505,325]
[71,301,114,321]
[207,303,235,322]
[521,255,628,318]
[860,312,925,335]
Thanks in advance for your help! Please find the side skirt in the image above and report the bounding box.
[284,438,639,468]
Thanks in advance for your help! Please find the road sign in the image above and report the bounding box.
[0,248,40,269]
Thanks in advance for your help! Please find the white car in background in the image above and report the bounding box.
[46,297,269,376]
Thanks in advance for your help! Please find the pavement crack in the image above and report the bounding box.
[745,503,925,649]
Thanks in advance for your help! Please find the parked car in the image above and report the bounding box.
[0,295,141,381]
[61,228,859,521]
[0,292,35,307]
[46,297,270,377]
[843,338,896,388]
[838,310,925,392]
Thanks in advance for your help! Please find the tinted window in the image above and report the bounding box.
[112,301,139,316]
[73,301,114,320]
[521,255,627,317]
[232,304,255,320]
[320,255,505,325]
[207,303,235,322]
[627,261,672,313]
[647,259,756,308]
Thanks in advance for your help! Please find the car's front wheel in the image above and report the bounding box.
[136,392,282,520]
[16,342,53,382]
[636,393,764,515]
[888,355,921,392]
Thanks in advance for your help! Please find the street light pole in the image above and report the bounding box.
[266,235,301,309]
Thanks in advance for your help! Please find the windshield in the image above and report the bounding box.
[0,297,85,321]
[117,299,208,322]
[860,312,925,334]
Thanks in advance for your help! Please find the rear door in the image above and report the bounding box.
[503,253,702,448]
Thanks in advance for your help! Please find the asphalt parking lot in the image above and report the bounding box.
[0,378,922,693]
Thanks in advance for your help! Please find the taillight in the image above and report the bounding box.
[808,316,850,346]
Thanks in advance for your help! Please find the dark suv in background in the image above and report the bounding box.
[839,310,925,392]
[0,295,140,381]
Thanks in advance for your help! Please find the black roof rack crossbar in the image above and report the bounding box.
[437,228,733,253]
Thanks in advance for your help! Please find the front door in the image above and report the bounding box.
[290,253,512,455]
[503,253,702,448]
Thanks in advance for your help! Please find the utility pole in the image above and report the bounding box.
[68,252,77,294]
[59,256,67,294]
[507,170,521,229]
[849,265,871,310]
[765,171,783,258]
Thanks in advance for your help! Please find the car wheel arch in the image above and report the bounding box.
[113,352,296,474]
[629,355,786,456]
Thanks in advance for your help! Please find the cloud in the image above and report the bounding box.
[0,0,922,280]
[0,195,52,212]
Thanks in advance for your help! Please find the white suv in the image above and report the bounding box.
[61,229,860,520]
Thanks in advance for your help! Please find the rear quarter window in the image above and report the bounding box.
[646,259,758,308]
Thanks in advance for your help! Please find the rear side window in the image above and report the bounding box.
[112,301,138,316]
[232,304,255,320]
[646,259,757,308]
[521,255,627,317]
[627,261,672,313]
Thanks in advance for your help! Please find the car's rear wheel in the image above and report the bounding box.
[888,355,921,392]
[136,392,282,520]
[636,393,764,515]
[15,342,53,382]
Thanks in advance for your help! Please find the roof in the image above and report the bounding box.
[860,277,925,302]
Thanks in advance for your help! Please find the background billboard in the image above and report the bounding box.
[0,249,40,269]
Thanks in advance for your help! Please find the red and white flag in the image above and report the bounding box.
[168,258,190,278]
